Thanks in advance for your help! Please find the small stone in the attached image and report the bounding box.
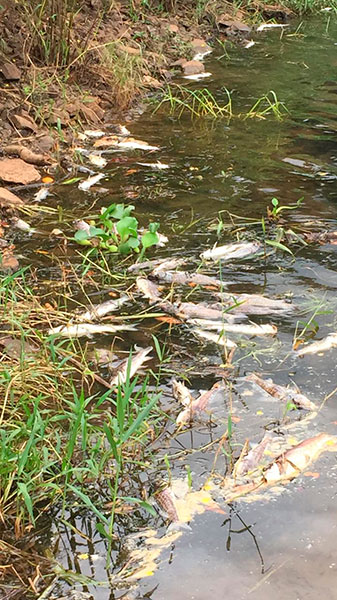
[168,23,179,33]
[143,75,163,89]
[0,187,24,207]
[0,252,19,272]
[0,159,41,185]
[38,135,55,153]
[181,60,205,76]
[11,114,38,132]
[0,62,21,80]
[80,102,105,123]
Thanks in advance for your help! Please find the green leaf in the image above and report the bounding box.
[67,484,109,525]
[74,230,89,242]
[141,231,159,250]
[271,197,279,207]
[265,239,294,255]
[116,216,138,240]
[123,496,157,516]
[18,483,35,525]
[149,222,160,234]
[89,226,105,237]
[127,236,140,249]
[61,177,82,185]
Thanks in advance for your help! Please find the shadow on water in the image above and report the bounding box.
[6,15,337,600]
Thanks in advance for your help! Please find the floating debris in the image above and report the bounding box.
[77,296,129,322]
[296,333,337,356]
[184,72,212,80]
[137,161,170,169]
[201,241,262,261]
[78,172,104,191]
[247,373,316,410]
[110,346,152,386]
[84,129,106,137]
[172,379,194,407]
[48,323,135,337]
[88,154,108,168]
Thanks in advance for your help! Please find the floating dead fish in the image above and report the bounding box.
[243,40,255,49]
[34,187,50,202]
[201,241,262,261]
[216,292,294,315]
[48,323,135,337]
[78,173,104,191]
[154,486,181,524]
[88,154,107,168]
[10,217,35,233]
[193,50,212,61]
[136,277,162,303]
[184,72,212,80]
[256,23,290,32]
[84,129,106,137]
[176,381,225,425]
[247,373,316,410]
[110,346,152,386]
[172,379,194,407]
[235,433,272,477]
[128,257,184,273]
[77,296,129,322]
[190,319,277,336]
[94,137,160,151]
[193,328,237,349]
[152,270,224,288]
[177,302,232,321]
[303,230,337,245]
[137,161,170,169]
[263,433,336,484]
[296,333,337,356]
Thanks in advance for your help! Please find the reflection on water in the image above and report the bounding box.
[16,15,337,600]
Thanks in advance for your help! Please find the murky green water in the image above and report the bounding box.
[14,15,337,600]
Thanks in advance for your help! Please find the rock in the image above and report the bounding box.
[0,159,41,184]
[4,145,50,166]
[38,135,55,153]
[217,17,251,33]
[0,62,21,80]
[11,113,38,132]
[171,58,188,67]
[122,45,141,55]
[191,38,212,56]
[0,251,19,272]
[168,23,179,33]
[80,102,105,123]
[143,75,163,89]
[0,187,24,207]
[181,60,205,76]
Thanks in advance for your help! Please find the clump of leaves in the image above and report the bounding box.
[74,203,160,258]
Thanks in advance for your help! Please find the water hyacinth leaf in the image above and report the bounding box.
[116,216,138,240]
[74,230,89,242]
[89,226,106,237]
[141,231,159,250]
[123,496,157,517]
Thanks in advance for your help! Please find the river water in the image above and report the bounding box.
[15,15,337,600]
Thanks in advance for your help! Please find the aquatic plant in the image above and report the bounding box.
[154,84,233,118]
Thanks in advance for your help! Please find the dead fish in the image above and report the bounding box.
[154,487,180,523]
[137,161,170,169]
[235,433,272,477]
[10,217,35,233]
[177,302,233,321]
[296,333,337,356]
[192,50,212,61]
[302,231,337,245]
[129,257,184,274]
[78,173,104,191]
[34,187,50,202]
[263,433,337,484]
[152,270,224,288]
[74,219,91,233]
[243,40,255,49]
[247,373,316,411]
[176,381,225,425]
[136,277,162,303]
[84,129,106,137]
[117,138,159,151]
[190,319,277,336]
[110,346,152,386]
[193,328,237,349]
[48,323,135,337]
[172,379,194,407]
[88,154,107,168]
[201,241,262,261]
[77,296,129,322]
[256,23,290,32]
[184,72,212,80]
[216,293,294,315]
